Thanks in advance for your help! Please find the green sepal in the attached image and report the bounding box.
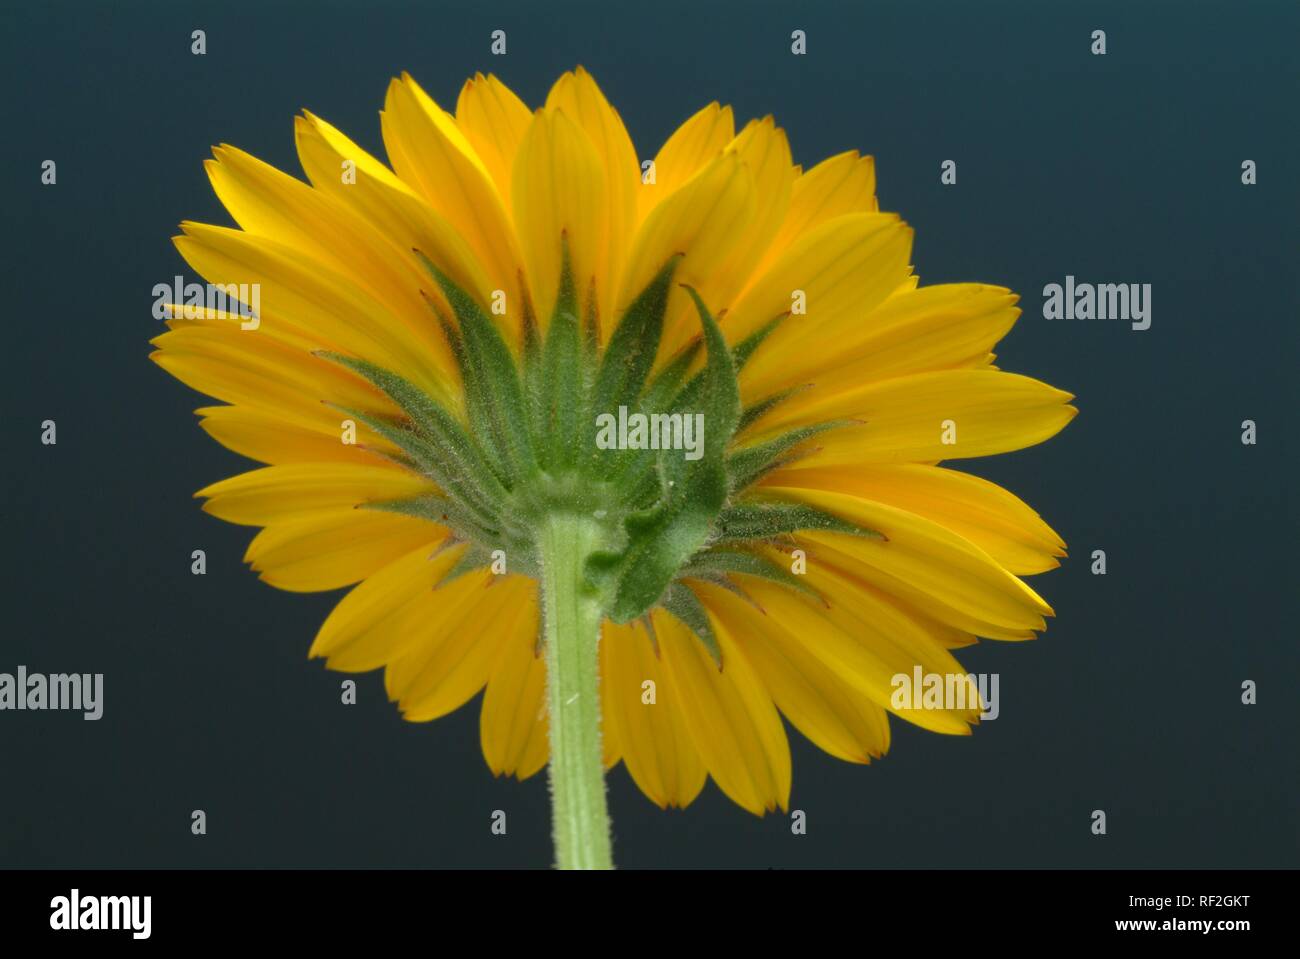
[601,339,702,493]
[593,288,739,623]
[713,500,884,543]
[681,286,741,461]
[580,281,602,458]
[660,582,721,668]
[638,612,661,657]
[417,251,536,482]
[439,541,499,585]
[316,351,508,522]
[656,303,773,420]
[534,242,584,472]
[642,340,702,410]
[421,290,510,485]
[597,464,726,622]
[678,545,823,601]
[731,313,786,371]
[517,270,541,366]
[590,255,681,420]
[736,384,810,434]
[517,273,544,463]
[363,493,501,546]
[581,276,601,366]
[726,420,854,493]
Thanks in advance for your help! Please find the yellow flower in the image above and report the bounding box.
[150,68,1075,867]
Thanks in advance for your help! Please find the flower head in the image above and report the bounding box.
[151,68,1074,824]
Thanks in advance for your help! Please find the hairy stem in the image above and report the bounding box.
[539,512,613,870]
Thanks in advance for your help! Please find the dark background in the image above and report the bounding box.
[2,0,1295,868]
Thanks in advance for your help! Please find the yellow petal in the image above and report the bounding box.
[616,151,755,359]
[761,485,1053,631]
[511,107,605,327]
[744,282,1015,402]
[381,75,526,328]
[760,150,877,272]
[204,145,445,365]
[736,569,984,733]
[809,539,1037,641]
[479,605,550,780]
[150,321,400,431]
[153,301,319,354]
[172,222,457,408]
[726,212,912,355]
[765,463,1066,575]
[710,117,795,300]
[196,463,434,526]
[600,619,706,808]
[398,575,537,722]
[312,543,468,672]
[653,608,790,814]
[850,283,1019,375]
[195,405,394,466]
[545,68,640,325]
[454,73,532,205]
[851,580,982,649]
[294,111,495,314]
[695,581,890,763]
[381,565,497,697]
[639,101,735,222]
[244,508,443,592]
[753,369,1077,463]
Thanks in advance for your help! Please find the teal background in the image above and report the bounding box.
[2,0,1296,867]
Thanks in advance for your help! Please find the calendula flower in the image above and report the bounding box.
[150,68,1075,869]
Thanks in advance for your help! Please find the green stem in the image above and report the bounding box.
[538,512,613,870]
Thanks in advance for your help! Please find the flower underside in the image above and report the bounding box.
[145,65,1086,866]
[331,242,877,665]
